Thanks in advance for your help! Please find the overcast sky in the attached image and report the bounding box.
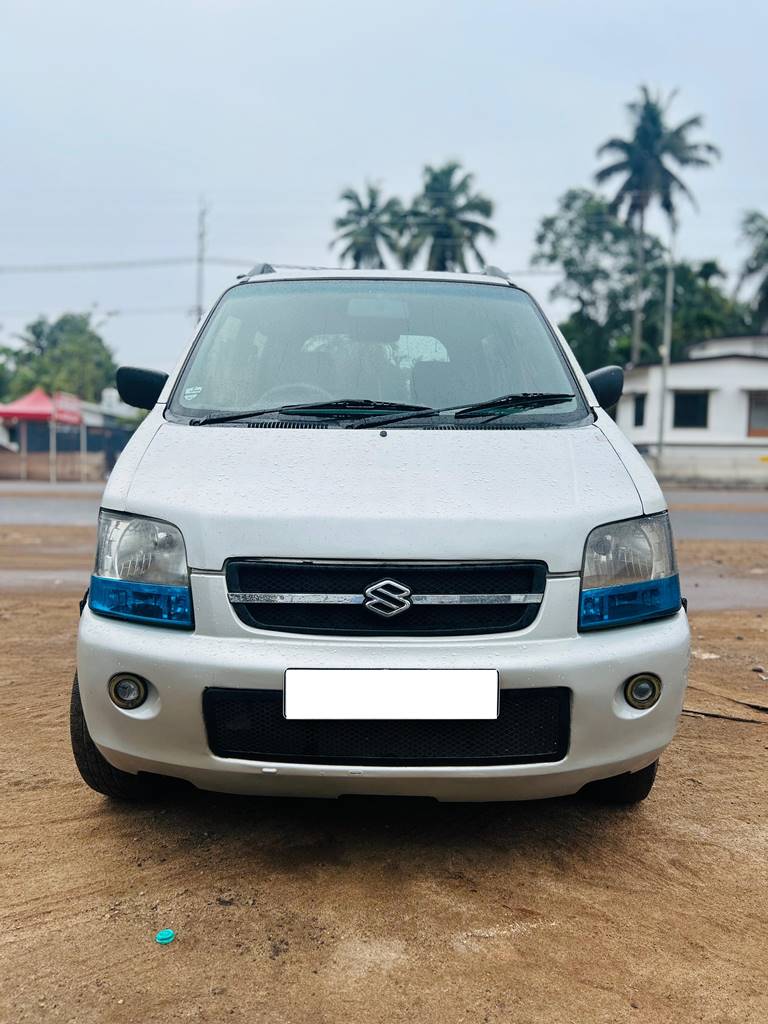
[1,0,765,371]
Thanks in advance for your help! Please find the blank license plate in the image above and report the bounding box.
[284,669,499,720]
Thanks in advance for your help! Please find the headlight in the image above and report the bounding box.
[579,512,681,630]
[89,511,194,628]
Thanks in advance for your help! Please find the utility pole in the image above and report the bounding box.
[195,197,208,322]
[656,230,676,478]
[630,222,645,365]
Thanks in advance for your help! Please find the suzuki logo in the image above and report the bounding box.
[363,578,413,617]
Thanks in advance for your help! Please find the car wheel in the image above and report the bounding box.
[581,759,658,805]
[69,674,160,800]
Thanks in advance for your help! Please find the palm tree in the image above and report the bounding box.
[331,183,404,268]
[595,86,720,363]
[401,161,496,272]
[737,210,768,331]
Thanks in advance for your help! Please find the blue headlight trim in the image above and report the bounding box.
[89,576,194,629]
[579,574,681,631]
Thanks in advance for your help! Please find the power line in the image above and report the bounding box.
[209,257,255,267]
[0,304,191,319]
[0,254,261,276]
[0,257,195,274]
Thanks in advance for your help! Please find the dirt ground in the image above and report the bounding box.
[1,530,767,1023]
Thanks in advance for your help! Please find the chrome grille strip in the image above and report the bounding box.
[229,592,365,605]
[228,591,543,606]
[411,593,543,605]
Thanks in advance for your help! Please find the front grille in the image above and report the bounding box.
[226,560,546,636]
[203,687,570,766]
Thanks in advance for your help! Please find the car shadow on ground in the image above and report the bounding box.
[93,785,645,875]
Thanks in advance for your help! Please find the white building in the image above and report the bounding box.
[79,387,136,426]
[615,336,768,485]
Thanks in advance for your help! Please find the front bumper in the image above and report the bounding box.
[76,573,690,801]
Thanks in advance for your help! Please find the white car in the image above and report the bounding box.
[72,267,689,804]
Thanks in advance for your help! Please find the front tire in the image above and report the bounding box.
[581,760,658,805]
[69,675,159,800]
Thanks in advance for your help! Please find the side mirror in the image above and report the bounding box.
[585,365,624,409]
[116,366,169,410]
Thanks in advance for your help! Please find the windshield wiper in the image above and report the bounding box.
[350,393,574,429]
[279,399,431,416]
[453,392,575,418]
[190,405,294,426]
[189,399,431,426]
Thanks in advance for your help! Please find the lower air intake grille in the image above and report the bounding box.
[203,687,570,766]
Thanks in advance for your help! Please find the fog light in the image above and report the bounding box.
[108,673,148,710]
[624,673,662,710]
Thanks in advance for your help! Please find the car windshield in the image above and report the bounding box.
[168,279,588,426]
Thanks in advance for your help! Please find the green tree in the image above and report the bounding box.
[533,189,752,370]
[736,210,768,330]
[402,161,496,271]
[595,86,720,362]
[532,189,664,369]
[643,260,753,358]
[0,342,12,401]
[332,183,404,268]
[3,313,116,401]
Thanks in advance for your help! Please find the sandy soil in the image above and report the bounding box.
[1,532,767,1023]
[670,501,768,515]
[0,526,95,572]
[676,538,768,577]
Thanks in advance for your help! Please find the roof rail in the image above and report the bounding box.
[237,262,275,280]
[484,265,516,285]
[236,261,347,281]
[235,263,517,284]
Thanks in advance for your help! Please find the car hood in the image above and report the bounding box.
[109,420,644,572]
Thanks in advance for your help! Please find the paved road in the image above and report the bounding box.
[0,482,103,525]
[1,482,766,538]
[665,488,768,541]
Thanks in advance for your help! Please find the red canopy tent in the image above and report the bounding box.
[0,387,83,481]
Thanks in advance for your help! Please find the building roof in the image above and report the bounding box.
[632,352,768,370]
[688,335,768,360]
[631,336,768,371]
[0,387,82,424]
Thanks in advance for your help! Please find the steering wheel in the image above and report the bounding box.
[256,383,335,406]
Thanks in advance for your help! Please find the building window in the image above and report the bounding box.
[673,391,709,429]
[748,391,768,437]
[633,393,646,427]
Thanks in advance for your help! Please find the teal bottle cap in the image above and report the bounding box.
[155,929,175,944]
